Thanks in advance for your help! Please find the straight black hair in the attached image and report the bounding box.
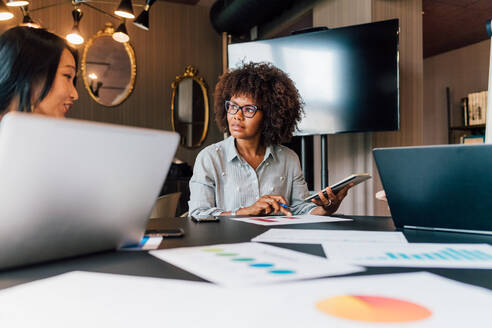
[0,26,78,115]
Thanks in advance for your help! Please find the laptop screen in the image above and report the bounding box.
[373,144,492,233]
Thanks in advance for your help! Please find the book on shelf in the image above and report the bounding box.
[467,91,487,126]
[461,97,469,126]
[460,135,485,144]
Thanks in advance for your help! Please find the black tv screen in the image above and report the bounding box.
[228,19,399,135]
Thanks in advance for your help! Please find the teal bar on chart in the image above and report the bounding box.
[378,248,492,262]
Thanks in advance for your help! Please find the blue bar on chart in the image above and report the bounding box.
[470,250,492,260]
[382,248,492,262]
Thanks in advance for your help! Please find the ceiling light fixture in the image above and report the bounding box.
[113,21,130,43]
[66,7,84,45]
[114,0,134,19]
[133,0,155,31]
[19,5,40,28]
[0,0,14,21]
[10,0,144,44]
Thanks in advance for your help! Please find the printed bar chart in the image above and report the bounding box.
[322,243,492,268]
[377,247,492,261]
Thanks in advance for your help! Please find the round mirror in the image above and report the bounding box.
[171,65,209,149]
[81,23,136,107]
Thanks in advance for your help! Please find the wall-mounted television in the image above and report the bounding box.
[228,19,399,136]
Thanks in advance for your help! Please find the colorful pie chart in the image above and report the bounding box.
[316,295,432,323]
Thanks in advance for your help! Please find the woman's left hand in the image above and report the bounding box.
[310,183,354,216]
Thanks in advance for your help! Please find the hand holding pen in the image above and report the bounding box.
[236,195,292,216]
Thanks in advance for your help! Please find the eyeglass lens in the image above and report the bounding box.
[225,101,258,118]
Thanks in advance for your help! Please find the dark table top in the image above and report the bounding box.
[1,215,492,291]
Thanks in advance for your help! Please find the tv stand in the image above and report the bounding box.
[299,135,329,190]
[320,135,328,188]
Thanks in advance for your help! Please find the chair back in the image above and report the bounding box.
[149,192,181,219]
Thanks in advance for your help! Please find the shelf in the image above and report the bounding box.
[446,87,487,144]
[449,125,486,130]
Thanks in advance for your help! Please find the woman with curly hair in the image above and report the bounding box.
[188,62,352,217]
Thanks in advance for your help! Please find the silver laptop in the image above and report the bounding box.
[373,144,492,235]
[0,113,179,269]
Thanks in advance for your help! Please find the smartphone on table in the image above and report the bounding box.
[303,173,371,202]
[145,228,185,238]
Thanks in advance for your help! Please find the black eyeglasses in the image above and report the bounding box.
[224,100,260,118]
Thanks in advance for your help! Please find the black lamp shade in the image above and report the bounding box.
[22,14,32,23]
[21,13,40,28]
[72,8,83,26]
[114,0,134,19]
[113,22,130,43]
[116,22,128,35]
[133,0,156,31]
[133,10,149,30]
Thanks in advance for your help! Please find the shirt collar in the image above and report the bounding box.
[225,136,277,163]
[225,136,239,162]
[264,144,277,162]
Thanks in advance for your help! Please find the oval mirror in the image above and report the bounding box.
[171,65,209,149]
[81,23,136,107]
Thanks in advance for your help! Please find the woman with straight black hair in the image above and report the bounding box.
[0,26,78,119]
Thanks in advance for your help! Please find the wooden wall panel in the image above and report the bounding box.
[314,0,372,27]
[372,0,424,147]
[1,2,222,166]
[423,39,490,145]
[371,0,424,216]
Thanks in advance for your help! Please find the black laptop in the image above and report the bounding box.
[373,144,492,235]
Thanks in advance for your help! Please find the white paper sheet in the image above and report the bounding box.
[252,229,408,244]
[150,242,363,286]
[232,214,352,226]
[1,271,491,327]
[322,242,492,268]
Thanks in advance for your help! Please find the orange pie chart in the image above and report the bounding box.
[316,295,432,323]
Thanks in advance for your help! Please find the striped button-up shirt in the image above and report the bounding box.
[188,136,316,217]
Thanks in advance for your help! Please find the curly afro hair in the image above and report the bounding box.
[214,62,304,146]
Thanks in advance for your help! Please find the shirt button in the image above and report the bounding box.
[265,162,270,166]
[215,147,220,152]
[280,176,284,181]
[221,172,225,176]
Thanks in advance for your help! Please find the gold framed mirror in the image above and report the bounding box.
[81,23,136,107]
[171,65,209,149]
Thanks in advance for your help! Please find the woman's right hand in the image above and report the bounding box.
[236,195,292,216]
